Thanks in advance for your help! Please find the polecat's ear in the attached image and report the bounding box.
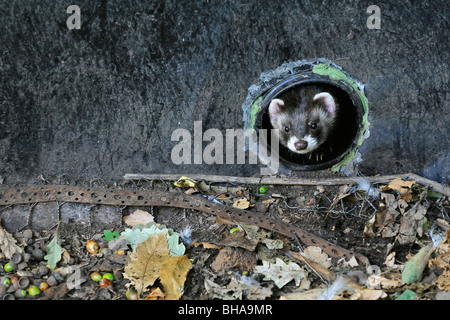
[268,98,285,119]
[313,92,336,114]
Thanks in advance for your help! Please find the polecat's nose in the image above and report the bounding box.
[295,140,308,151]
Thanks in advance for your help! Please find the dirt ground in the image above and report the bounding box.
[1,175,449,301]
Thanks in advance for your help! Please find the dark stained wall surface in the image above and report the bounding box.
[0,1,448,184]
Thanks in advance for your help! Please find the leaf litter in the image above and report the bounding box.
[0,176,449,300]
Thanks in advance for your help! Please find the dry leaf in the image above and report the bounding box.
[123,233,170,295]
[220,229,259,251]
[330,184,354,208]
[288,250,335,281]
[190,241,221,250]
[215,193,231,199]
[384,178,416,201]
[160,255,192,300]
[173,176,197,188]
[123,209,154,227]
[144,287,165,300]
[205,278,243,300]
[350,288,387,300]
[300,246,332,269]
[280,288,324,300]
[215,216,234,225]
[397,204,427,245]
[61,248,71,264]
[367,273,402,290]
[255,258,305,289]
[384,252,402,270]
[435,269,450,291]
[205,277,272,300]
[211,247,257,271]
[183,187,198,195]
[385,178,416,194]
[233,197,251,209]
[339,256,359,268]
[0,224,23,259]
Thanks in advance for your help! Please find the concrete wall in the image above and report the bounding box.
[0,0,448,184]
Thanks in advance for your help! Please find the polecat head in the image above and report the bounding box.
[268,92,337,154]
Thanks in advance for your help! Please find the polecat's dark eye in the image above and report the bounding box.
[310,123,318,130]
[284,126,290,132]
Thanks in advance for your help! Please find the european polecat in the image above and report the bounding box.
[268,84,338,157]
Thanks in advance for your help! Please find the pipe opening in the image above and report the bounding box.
[254,71,367,171]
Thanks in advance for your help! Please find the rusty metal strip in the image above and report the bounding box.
[0,185,369,266]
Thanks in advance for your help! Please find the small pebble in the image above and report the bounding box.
[98,287,112,300]
[255,202,269,213]
[22,229,33,240]
[17,262,28,271]
[32,249,45,261]
[23,253,31,262]
[37,265,48,277]
[46,276,58,287]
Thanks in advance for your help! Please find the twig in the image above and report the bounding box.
[124,173,450,197]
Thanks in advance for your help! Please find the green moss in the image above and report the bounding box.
[250,96,263,129]
[313,63,370,173]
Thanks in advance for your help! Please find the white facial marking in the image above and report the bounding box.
[303,135,318,152]
[287,136,299,153]
[286,135,318,154]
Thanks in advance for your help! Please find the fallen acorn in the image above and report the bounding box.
[39,282,49,291]
[102,273,114,281]
[125,289,138,300]
[10,252,22,265]
[2,278,10,286]
[28,285,40,296]
[10,275,19,284]
[14,289,27,299]
[98,278,111,288]
[86,240,99,254]
[2,294,15,300]
[3,262,14,273]
[13,277,29,290]
[91,272,102,282]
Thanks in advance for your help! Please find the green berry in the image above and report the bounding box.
[4,262,13,272]
[258,186,267,194]
[102,273,114,281]
[3,278,11,286]
[20,289,27,297]
[28,285,40,296]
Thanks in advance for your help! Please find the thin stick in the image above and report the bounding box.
[124,173,450,197]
